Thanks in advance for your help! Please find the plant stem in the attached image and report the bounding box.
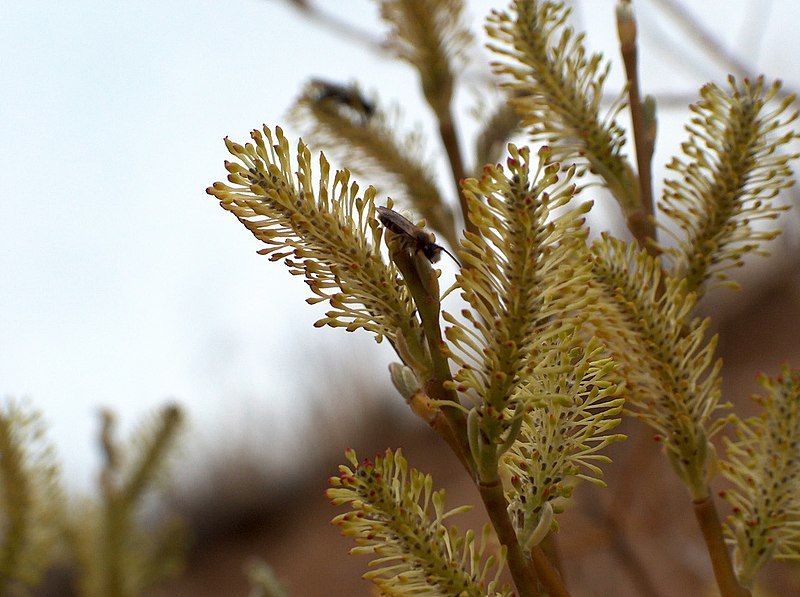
[530,545,569,597]
[427,402,474,476]
[592,502,667,597]
[103,498,126,597]
[478,480,543,597]
[437,105,479,238]
[692,494,750,597]
[389,243,472,472]
[286,0,387,55]
[616,0,657,253]
[539,533,565,582]
[388,243,569,596]
[650,0,798,104]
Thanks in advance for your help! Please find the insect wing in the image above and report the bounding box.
[376,206,419,238]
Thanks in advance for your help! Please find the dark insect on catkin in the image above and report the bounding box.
[376,206,461,267]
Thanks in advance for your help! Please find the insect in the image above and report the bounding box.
[309,79,375,123]
[376,206,461,267]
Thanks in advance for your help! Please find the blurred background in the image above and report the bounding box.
[2,0,800,594]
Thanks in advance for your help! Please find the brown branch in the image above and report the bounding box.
[606,514,666,597]
[279,0,387,55]
[539,533,565,584]
[388,241,472,474]
[479,480,544,597]
[617,0,657,253]
[579,429,666,597]
[387,241,572,596]
[437,105,478,238]
[530,544,569,597]
[651,0,797,103]
[609,427,658,519]
[692,494,751,597]
[583,488,667,597]
[419,394,474,477]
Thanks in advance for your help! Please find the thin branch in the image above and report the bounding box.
[279,0,388,54]
[604,512,667,597]
[539,533,565,585]
[692,494,751,597]
[582,480,667,597]
[479,480,544,597]
[579,425,666,597]
[616,0,658,252]
[388,243,473,475]
[530,543,569,597]
[736,0,773,63]
[608,427,658,521]
[651,0,798,103]
[388,242,571,596]
[438,104,477,237]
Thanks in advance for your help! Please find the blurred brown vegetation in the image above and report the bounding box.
[158,2,800,594]
[144,272,800,597]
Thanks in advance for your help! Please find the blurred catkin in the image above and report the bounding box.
[291,80,457,246]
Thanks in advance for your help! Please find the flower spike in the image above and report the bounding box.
[328,449,511,596]
[207,126,419,345]
[660,76,799,295]
[721,366,800,587]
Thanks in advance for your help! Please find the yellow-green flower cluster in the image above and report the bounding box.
[207,126,418,345]
[660,76,799,295]
[504,335,624,550]
[444,144,593,480]
[328,449,511,596]
[486,0,638,212]
[68,405,185,597]
[590,236,727,499]
[720,366,800,587]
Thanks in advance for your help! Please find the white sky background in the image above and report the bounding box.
[2,0,799,490]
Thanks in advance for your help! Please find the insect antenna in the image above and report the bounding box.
[437,245,462,268]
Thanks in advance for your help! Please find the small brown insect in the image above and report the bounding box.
[309,79,375,123]
[376,206,461,267]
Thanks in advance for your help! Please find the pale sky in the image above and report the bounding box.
[3,0,799,489]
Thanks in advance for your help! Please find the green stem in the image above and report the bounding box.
[692,494,750,597]
[479,481,542,597]
[388,242,564,596]
[389,242,472,472]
